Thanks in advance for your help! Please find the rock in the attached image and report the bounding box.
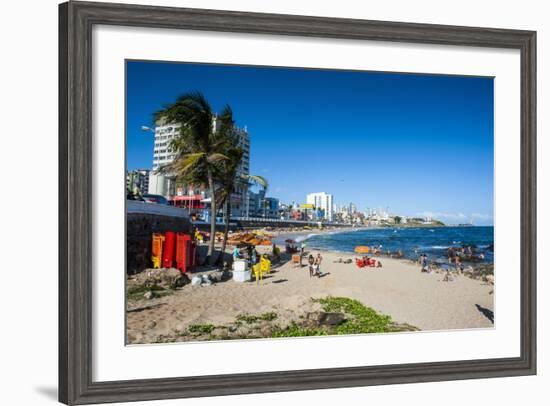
[259,325,273,337]
[235,326,252,337]
[319,312,347,326]
[143,291,153,300]
[146,321,157,329]
[306,311,346,327]
[133,268,190,289]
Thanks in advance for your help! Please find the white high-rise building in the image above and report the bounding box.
[306,192,334,221]
[149,118,250,217]
[126,169,150,195]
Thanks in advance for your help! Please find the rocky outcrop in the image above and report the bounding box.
[131,268,190,289]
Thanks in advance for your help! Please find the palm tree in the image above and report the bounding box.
[154,92,233,265]
[216,145,268,263]
[215,145,243,265]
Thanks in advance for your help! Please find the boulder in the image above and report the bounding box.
[259,325,274,337]
[133,268,190,289]
[306,311,346,327]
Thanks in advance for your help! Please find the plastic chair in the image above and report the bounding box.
[260,256,271,274]
[252,263,262,284]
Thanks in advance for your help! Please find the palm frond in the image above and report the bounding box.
[207,153,229,164]
[245,174,269,190]
[172,152,205,175]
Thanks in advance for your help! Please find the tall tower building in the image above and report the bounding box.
[306,192,334,221]
[149,117,250,217]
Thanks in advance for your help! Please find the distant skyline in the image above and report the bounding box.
[126,61,494,225]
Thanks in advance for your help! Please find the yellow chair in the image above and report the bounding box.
[260,256,271,274]
[252,263,263,284]
[252,257,272,284]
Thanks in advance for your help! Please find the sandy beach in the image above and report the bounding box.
[127,248,494,344]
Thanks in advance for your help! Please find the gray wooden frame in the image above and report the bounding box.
[59,1,537,404]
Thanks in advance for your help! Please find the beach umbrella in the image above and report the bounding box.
[354,246,370,254]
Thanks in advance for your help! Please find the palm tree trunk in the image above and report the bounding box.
[207,169,217,265]
[219,199,231,266]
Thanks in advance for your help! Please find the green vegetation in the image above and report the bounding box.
[315,297,409,334]
[188,324,216,334]
[127,284,173,301]
[236,312,278,324]
[271,322,328,338]
[153,335,177,344]
[269,297,413,338]
[164,298,416,342]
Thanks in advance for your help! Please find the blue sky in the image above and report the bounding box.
[126,61,494,225]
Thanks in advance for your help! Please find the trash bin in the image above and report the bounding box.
[162,231,176,268]
[151,233,165,269]
[176,233,195,273]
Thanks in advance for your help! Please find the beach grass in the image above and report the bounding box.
[127,284,174,301]
[172,297,416,342]
[236,312,278,324]
[316,297,416,334]
[188,324,216,334]
[269,297,416,338]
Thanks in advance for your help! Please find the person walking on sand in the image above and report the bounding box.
[420,254,429,272]
[455,256,464,274]
[454,254,459,269]
[299,244,305,267]
[314,253,323,277]
[308,254,315,277]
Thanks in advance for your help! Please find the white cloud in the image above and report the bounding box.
[471,213,491,220]
[415,211,492,224]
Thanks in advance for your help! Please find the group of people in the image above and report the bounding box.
[356,256,382,268]
[447,246,485,263]
[307,253,323,278]
[232,245,260,266]
[419,252,467,275]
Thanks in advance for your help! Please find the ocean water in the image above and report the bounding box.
[292,226,494,264]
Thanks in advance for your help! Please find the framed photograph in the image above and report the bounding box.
[59,1,536,404]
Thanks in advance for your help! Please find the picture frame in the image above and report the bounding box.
[59,1,537,404]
